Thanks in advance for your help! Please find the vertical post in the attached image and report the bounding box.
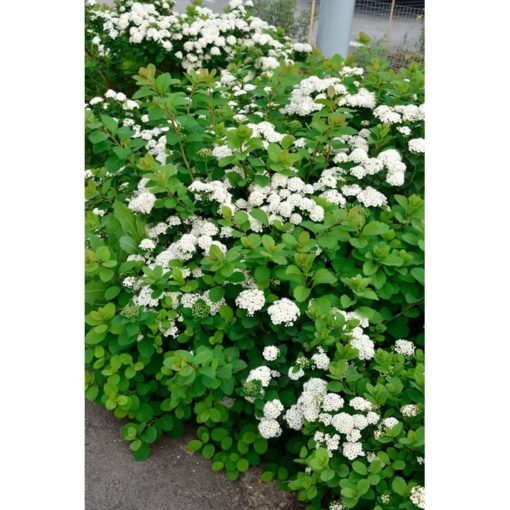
[386,0,396,50]
[307,0,317,46]
[316,0,356,58]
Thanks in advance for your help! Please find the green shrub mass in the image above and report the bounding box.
[85,1,424,508]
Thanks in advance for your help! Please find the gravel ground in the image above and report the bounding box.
[85,400,304,510]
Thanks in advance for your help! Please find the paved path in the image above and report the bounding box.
[85,400,303,510]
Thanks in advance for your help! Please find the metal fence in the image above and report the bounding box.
[251,0,424,68]
[350,0,424,68]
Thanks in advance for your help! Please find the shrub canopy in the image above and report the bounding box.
[85,1,425,509]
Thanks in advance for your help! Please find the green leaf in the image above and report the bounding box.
[312,268,337,286]
[254,266,270,288]
[100,115,118,134]
[320,470,335,482]
[208,286,225,303]
[237,459,249,472]
[96,246,111,262]
[88,130,109,144]
[188,440,203,452]
[253,438,268,454]
[85,328,106,346]
[119,236,138,254]
[250,209,269,226]
[410,267,425,285]
[130,439,142,451]
[362,221,390,236]
[293,285,311,302]
[155,73,172,94]
[392,476,408,497]
[211,461,224,472]
[202,444,215,459]
[104,286,121,300]
[114,201,144,242]
[352,461,367,475]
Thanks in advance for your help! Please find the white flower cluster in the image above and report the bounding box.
[314,431,341,455]
[267,298,300,326]
[262,345,280,361]
[87,0,308,74]
[311,347,330,370]
[246,365,272,388]
[395,339,416,357]
[258,418,282,439]
[189,179,235,213]
[401,404,421,418]
[128,187,157,214]
[243,339,396,464]
[92,208,106,217]
[373,104,425,124]
[263,399,284,419]
[133,286,160,308]
[408,137,425,154]
[155,217,228,267]
[282,75,375,117]
[212,145,233,160]
[335,311,375,361]
[410,485,425,509]
[246,121,284,144]
[235,289,265,316]
[86,88,139,111]
[180,290,225,316]
[139,238,156,251]
[236,173,324,228]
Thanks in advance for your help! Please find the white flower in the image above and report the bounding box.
[284,404,303,430]
[350,334,375,360]
[212,145,233,159]
[122,276,137,288]
[133,286,159,308]
[262,345,280,361]
[352,414,369,430]
[342,441,364,460]
[288,366,305,380]
[311,349,330,370]
[267,298,300,326]
[322,393,344,412]
[350,397,373,412]
[258,418,282,439]
[395,339,416,356]
[382,417,399,429]
[366,411,380,425]
[331,412,354,434]
[246,366,272,387]
[397,126,412,136]
[401,404,421,417]
[410,486,425,509]
[128,191,156,214]
[235,289,265,316]
[92,208,106,217]
[409,137,425,154]
[139,238,156,250]
[357,187,387,208]
[263,399,284,419]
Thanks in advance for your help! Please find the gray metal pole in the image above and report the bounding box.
[316,0,356,58]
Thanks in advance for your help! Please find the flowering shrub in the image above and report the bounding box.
[85,0,312,97]
[85,1,424,509]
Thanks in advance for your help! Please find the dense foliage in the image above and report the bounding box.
[85,1,425,509]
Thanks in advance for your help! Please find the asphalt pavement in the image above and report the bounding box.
[85,400,303,510]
